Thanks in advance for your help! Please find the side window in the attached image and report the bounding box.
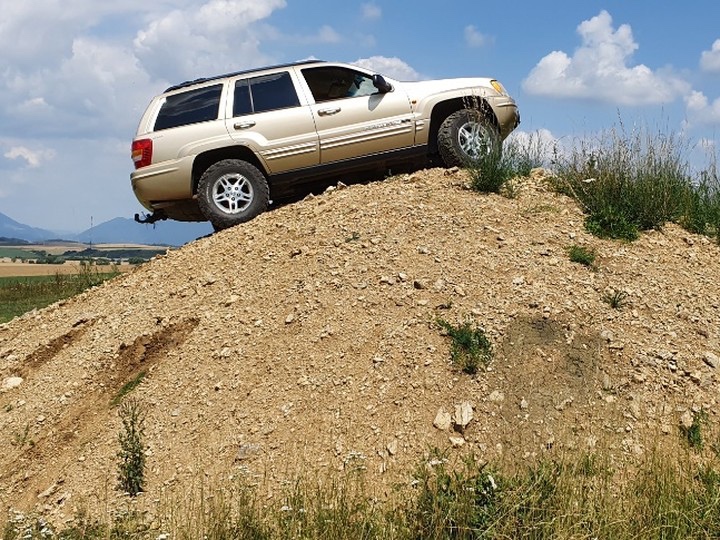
[302,67,378,102]
[233,71,299,117]
[154,84,223,131]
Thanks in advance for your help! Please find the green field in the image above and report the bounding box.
[0,247,41,260]
[0,270,119,323]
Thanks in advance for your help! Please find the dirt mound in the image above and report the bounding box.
[1,168,719,522]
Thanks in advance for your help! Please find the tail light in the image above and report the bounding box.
[131,139,153,169]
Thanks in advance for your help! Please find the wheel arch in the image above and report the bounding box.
[428,97,499,155]
[191,146,267,195]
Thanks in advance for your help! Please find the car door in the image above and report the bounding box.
[225,70,319,174]
[299,66,415,164]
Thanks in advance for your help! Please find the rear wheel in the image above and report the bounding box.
[437,109,500,167]
[197,159,269,230]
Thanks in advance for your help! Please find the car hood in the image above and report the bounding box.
[398,77,501,96]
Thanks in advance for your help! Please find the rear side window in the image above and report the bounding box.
[154,84,223,131]
[233,71,300,117]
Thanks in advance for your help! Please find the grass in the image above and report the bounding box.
[0,263,119,323]
[111,371,147,406]
[466,130,547,194]
[602,289,630,309]
[550,121,720,242]
[437,318,493,374]
[567,244,597,267]
[9,442,720,539]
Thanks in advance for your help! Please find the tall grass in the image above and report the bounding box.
[8,443,720,539]
[550,122,720,242]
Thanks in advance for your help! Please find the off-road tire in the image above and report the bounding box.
[437,109,500,167]
[197,159,269,231]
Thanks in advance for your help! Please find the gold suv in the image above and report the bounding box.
[131,60,520,230]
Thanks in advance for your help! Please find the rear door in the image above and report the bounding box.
[299,66,414,164]
[225,70,319,174]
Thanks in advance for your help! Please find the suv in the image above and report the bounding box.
[131,60,520,230]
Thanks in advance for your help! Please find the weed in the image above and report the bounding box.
[466,129,547,195]
[11,424,32,448]
[681,409,708,451]
[567,244,597,267]
[602,289,629,310]
[111,371,147,406]
[437,318,492,374]
[116,398,147,497]
[344,232,360,242]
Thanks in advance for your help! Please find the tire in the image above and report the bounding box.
[437,109,500,167]
[197,159,269,230]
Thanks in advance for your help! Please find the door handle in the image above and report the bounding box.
[318,107,341,116]
[234,120,256,129]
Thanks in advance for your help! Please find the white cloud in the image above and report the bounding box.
[361,3,382,21]
[352,56,420,81]
[523,10,690,106]
[700,39,720,73]
[316,25,342,43]
[464,25,489,48]
[4,146,56,168]
[685,90,720,127]
[133,0,286,81]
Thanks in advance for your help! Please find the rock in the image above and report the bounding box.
[236,443,261,461]
[386,439,398,456]
[2,376,23,391]
[433,408,452,431]
[488,390,505,403]
[703,351,720,369]
[680,411,694,430]
[453,402,474,428]
[449,436,466,448]
[520,398,529,410]
[285,313,295,324]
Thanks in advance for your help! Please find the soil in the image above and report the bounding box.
[0,168,719,523]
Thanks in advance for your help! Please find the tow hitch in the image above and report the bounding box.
[134,210,167,224]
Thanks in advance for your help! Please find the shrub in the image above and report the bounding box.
[116,398,147,497]
[437,319,492,374]
[567,244,597,267]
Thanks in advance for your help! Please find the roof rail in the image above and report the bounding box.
[164,60,325,92]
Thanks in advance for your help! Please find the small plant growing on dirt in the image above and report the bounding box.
[602,289,629,310]
[111,371,147,406]
[567,245,597,267]
[437,319,492,374]
[117,397,147,497]
[681,409,708,451]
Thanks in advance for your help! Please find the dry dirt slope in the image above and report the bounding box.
[1,168,719,521]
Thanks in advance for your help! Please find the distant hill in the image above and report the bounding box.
[75,217,213,246]
[0,212,57,242]
[0,211,212,246]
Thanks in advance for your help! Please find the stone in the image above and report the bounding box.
[386,439,398,456]
[453,402,474,428]
[433,408,452,431]
[1,376,23,391]
[449,436,466,448]
[488,390,505,403]
[703,351,720,369]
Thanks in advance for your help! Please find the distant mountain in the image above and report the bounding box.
[0,211,213,246]
[75,217,213,246]
[0,212,57,242]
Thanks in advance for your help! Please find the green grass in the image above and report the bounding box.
[9,443,720,540]
[437,318,493,375]
[567,244,597,267]
[467,130,547,194]
[551,122,720,242]
[0,264,119,323]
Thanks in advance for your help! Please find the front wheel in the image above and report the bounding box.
[197,159,269,231]
[437,109,500,167]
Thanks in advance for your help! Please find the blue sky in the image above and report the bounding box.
[1,0,720,232]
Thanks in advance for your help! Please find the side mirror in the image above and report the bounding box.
[372,74,393,93]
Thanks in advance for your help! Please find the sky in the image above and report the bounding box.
[2,0,720,232]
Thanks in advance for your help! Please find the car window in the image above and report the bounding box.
[154,84,223,131]
[301,67,378,102]
[233,71,300,117]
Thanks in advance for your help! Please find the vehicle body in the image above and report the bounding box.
[130,60,520,230]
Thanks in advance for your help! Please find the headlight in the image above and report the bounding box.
[490,80,507,96]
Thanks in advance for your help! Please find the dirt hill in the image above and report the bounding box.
[1,168,719,523]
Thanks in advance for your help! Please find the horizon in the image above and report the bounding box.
[1,1,720,231]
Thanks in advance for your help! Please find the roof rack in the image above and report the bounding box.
[164,59,325,92]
